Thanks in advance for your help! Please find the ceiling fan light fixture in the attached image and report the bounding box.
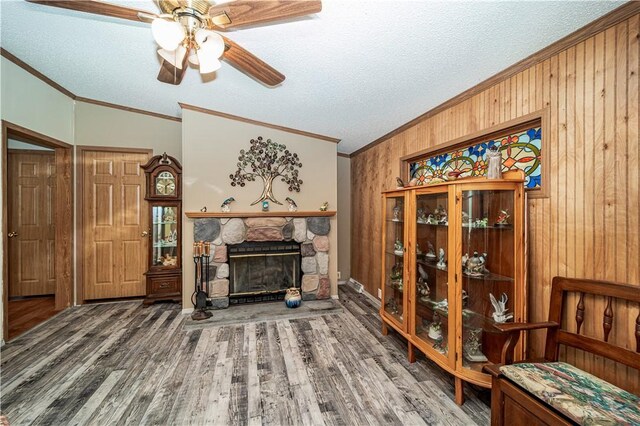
[188,50,199,66]
[158,45,188,69]
[195,29,225,59]
[197,49,222,74]
[151,17,185,51]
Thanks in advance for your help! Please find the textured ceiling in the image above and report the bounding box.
[0,0,625,153]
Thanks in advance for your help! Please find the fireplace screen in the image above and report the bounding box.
[228,241,301,300]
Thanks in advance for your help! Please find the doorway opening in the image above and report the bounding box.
[2,121,73,341]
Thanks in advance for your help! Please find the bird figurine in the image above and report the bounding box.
[418,264,429,282]
[200,206,207,212]
[396,177,405,189]
[220,197,235,213]
[319,201,329,212]
[285,197,298,212]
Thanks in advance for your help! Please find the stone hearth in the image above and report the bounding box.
[194,216,331,309]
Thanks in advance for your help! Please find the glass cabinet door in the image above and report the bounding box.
[152,205,179,269]
[383,195,406,326]
[413,191,451,360]
[459,189,515,374]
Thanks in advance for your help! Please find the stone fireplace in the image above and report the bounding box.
[193,215,331,309]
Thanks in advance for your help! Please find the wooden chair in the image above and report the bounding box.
[484,276,640,426]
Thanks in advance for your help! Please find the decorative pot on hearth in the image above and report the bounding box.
[285,287,302,308]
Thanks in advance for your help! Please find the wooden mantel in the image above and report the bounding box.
[185,210,336,219]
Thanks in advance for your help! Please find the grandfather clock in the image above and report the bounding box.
[141,152,182,305]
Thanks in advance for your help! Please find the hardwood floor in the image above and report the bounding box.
[0,285,489,425]
[7,296,57,341]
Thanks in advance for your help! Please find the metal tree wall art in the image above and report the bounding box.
[230,136,303,205]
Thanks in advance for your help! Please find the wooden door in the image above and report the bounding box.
[8,150,56,297]
[82,149,149,300]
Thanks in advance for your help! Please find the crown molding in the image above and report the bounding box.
[1,48,76,99]
[337,152,350,158]
[350,1,640,158]
[76,97,182,122]
[179,103,341,144]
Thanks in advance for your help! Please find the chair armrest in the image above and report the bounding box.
[494,321,559,365]
[494,321,559,333]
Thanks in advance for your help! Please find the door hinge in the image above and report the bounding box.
[455,352,458,361]
[455,273,458,283]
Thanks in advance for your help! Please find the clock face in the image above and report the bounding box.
[155,171,176,196]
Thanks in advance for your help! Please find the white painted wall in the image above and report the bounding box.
[1,58,75,144]
[337,156,351,280]
[74,101,182,160]
[181,109,338,307]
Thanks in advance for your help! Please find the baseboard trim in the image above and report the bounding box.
[348,278,381,309]
[181,308,194,315]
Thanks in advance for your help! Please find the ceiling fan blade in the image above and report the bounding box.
[157,54,189,85]
[26,0,157,22]
[209,1,321,29]
[221,37,285,86]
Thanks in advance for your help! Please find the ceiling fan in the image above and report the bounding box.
[26,0,322,86]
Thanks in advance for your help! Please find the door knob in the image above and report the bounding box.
[8,231,18,238]
[141,230,149,237]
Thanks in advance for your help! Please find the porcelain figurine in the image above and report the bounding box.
[495,209,510,226]
[395,177,405,189]
[486,146,502,179]
[391,261,403,281]
[465,251,489,276]
[432,336,447,354]
[416,243,423,256]
[434,298,448,312]
[385,298,399,315]
[426,242,437,261]
[462,211,471,225]
[464,328,488,362]
[473,217,488,228]
[394,239,404,256]
[319,201,329,211]
[285,287,302,308]
[428,312,442,340]
[417,280,430,301]
[462,289,469,308]
[461,253,469,268]
[220,197,235,212]
[418,263,429,283]
[392,203,402,222]
[435,205,448,224]
[285,197,298,212]
[417,208,428,224]
[437,248,446,270]
[490,293,513,323]
[426,214,438,225]
[200,206,208,212]
[409,177,419,187]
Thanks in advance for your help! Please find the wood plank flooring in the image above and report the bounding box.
[7,296,57,341]
[0,285,489,425]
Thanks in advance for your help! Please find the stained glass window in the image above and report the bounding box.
[408,127,542,189]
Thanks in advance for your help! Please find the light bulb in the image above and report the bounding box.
[195,29,225,58]
[151,18,185,51]
[158,45,187,68]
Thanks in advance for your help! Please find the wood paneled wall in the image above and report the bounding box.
[351,14,639,392]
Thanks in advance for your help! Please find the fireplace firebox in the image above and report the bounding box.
[228,241,301,304]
